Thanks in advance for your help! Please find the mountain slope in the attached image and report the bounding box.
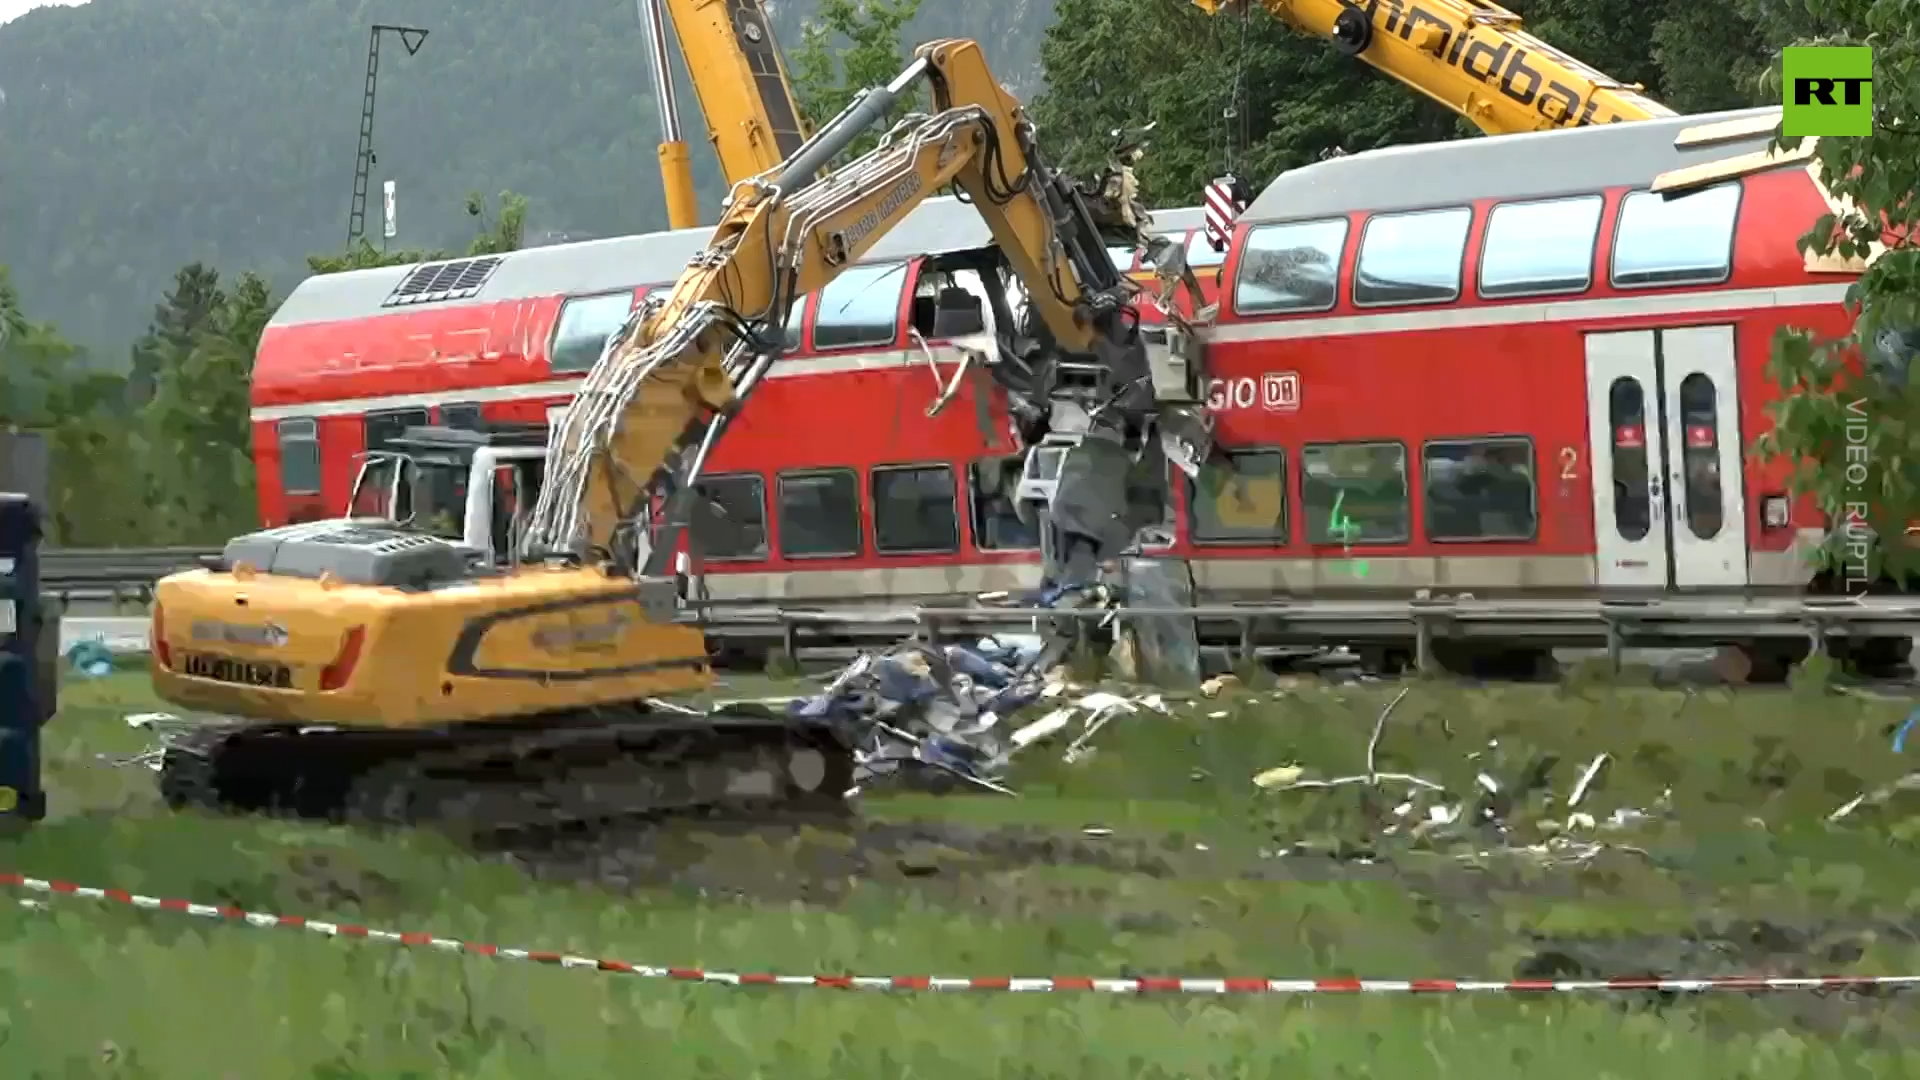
[0,0,1053,353]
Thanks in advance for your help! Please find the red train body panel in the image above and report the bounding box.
[248,108,1858,603]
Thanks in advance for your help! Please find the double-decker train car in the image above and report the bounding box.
[1191,105,1848,606]
[249,106,1867,667]
[247,198,1209,602]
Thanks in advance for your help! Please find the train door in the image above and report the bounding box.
[1584,326,1748,589]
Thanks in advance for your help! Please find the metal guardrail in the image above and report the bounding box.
[684,596,1920,670]
[40,548,217,598]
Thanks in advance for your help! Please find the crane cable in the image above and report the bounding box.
[1221,0,1250,178]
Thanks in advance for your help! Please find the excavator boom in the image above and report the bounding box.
[528,37,1153,581]
[1191,0,1671,133]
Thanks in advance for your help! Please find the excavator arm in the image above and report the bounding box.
[525,37,1167,592]
[1191,0,1671,132]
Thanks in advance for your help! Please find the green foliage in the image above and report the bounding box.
[1,261,268,545]
[17,673,1920,1074]
[790,0,925,164]
[306,190,528,274]
[1032,0,1803,206]
[1754,0,1920,583]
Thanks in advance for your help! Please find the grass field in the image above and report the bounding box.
[3,665,1920,1076]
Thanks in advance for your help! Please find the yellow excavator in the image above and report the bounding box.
[1189,0,1672,132]
[148,39,1183,832]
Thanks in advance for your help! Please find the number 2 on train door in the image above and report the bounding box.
[1559,446,1579,480]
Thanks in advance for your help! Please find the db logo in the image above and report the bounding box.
[1207,372,1300,412]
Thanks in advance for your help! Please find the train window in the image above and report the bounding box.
[1354,206,1471,307]
[552,290,636,373]
[1607,378,1652,542]
[1302,442,1409,544]
[814,262,907,350]
[871,464,961,554]
[776,468,862,558]
[1610,183,1740,288]
[277,418,321,495]
[1478,195,1603,298]
[1184,228,1227,269]
[967,457,1038,550]
[690,473,768,561]
[1233,218,1347,315]
[1422,438,1538,542]
[1107,244,1138,270]
[440,403,483,430]
[1189,449,1287,545]
[364,408,429,452]
[1676,373,1724,539]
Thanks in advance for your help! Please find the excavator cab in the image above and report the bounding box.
[345,425,549,566]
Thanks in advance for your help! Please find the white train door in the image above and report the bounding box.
[1585,326,1748,589]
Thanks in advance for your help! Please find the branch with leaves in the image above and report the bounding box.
[1753,0,1920,585]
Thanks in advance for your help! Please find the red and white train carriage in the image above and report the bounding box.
[248,198,1208,604]
[246,105,1860,633]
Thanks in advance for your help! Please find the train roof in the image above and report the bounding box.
[1244,107,1782,221]
[268,197,1208,330]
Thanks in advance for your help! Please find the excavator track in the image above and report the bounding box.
[158,706,856,841]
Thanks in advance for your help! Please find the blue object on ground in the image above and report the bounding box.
[1894,705,1920,753]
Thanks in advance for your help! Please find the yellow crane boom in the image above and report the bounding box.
[641,0,812,227]
[1190,0,1672,132]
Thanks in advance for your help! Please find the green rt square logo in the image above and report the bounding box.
[1784,46,1874,136]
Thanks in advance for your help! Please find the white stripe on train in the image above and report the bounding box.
[692,542,1824,602]
[248,282,1854,423]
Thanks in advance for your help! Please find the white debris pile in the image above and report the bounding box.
[1247,688,1666,866]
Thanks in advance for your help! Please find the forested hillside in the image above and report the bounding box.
[0,0,1056,354]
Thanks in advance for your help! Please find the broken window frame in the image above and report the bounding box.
[966,456,1038,551]
[690,472,770,562]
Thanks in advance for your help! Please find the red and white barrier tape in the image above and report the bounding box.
[5,871,1916,994]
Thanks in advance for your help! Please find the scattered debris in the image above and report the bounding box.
[1829,772,1920,822]
[1248,687,1663,867]
[789,618,1170,796]
[1568,753,1610,808]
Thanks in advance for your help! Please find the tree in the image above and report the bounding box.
[465,190,529,255]
[128,263,225,404]
[1033,0,1458,207]
[305,190,531,275]
[1751,0,1920,587]
[790,0,925,164]
[0,266,26,352]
